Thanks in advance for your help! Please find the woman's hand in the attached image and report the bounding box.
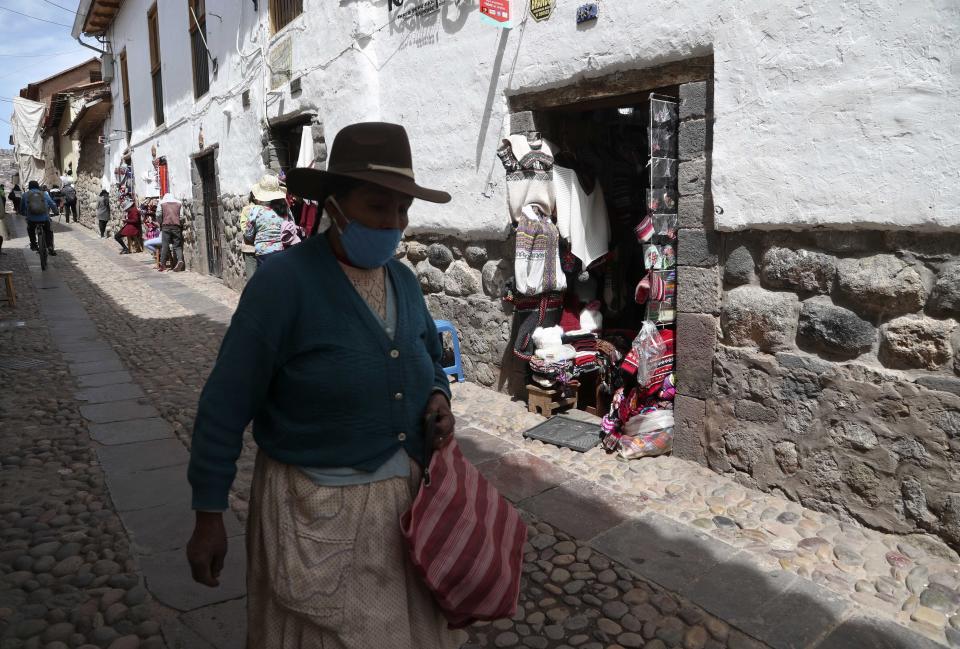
[186,511,227,587]
[425,392,455,449]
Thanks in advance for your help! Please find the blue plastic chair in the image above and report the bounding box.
[434,319,465,383]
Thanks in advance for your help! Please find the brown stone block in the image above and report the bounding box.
[679,119,707,161]
[678,194,714,230]
[678,228,720,267]
[679,159,707,196]
[676,313,718,399]
[677,266,721,315]
[673,395,707,464]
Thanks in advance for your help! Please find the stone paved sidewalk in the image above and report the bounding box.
[450,382,958,648]
[0,239,173,648]
[2,219,952,649]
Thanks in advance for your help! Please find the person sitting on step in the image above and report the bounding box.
[115,197,141,255]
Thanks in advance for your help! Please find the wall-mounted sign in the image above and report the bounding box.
[576,2,599,24]
[530,0,555,21]
[480,0,513,28]
[269,37,293,90]
[396,0,441,20]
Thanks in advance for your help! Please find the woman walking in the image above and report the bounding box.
[186,123,464,649]
[96,190,111,238]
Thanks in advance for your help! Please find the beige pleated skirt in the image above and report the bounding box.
[246,452,468,649]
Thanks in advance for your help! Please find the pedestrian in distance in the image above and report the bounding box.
[21,180,57,255]
[96,190,110,238]
[241,175,289,268]
[45,185,62,218]
[9,183,22,214]
[237,191,259,280]
[158,193,185,272]
[143,212,162,257]
[114,197,141,254]
[186,122,464,649]
[61,180,78,223]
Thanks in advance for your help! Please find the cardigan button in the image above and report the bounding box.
[397,432,407,441]
[390,349,400,359]
[394,392,404,401]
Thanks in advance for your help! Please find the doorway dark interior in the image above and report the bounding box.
[531,84,681,417]
[195,152,223,278]
[268,114,314,175]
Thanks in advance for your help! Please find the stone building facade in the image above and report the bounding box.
[75,131,104,230]
[664,82,960,551]
[70,1,959,551]
[394,235,517,391]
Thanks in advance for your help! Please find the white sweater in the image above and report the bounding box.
[553,165,610,268]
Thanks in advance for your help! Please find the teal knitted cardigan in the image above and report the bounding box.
[187,234,451,511]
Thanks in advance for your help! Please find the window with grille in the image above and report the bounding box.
[119,50,131,141]
[270,0,303,34]
[147,4,164,126]
[189,0,209,98]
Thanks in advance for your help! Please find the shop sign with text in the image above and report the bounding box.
[480,0,513,28]
[530,0,555,21]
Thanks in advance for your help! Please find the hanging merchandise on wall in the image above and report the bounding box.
[576,3,599,24]
[115,163,134,206]
[480,0,513,27]
[502,90,685,453]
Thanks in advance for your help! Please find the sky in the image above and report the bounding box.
[0,0,95,148]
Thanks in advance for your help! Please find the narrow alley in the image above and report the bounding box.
[1,219,953,649]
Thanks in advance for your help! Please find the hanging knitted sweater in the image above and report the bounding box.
[554,165,610,268]
[499,134,557,222]
[514,204,567,296]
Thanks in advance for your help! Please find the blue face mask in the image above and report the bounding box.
[329,198,403,269]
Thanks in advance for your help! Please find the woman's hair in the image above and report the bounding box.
[269,198,288,217]
[248,192,256,204]
[100,189,109,196]
[312,176,367,236]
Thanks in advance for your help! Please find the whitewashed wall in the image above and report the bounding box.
[102,0,960,237]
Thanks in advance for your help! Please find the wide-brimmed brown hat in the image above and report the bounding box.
[286,122,451,204]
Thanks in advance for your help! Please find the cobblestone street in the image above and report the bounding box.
[1,220,955,649]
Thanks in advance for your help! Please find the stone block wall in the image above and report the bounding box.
[694,232,960,550]
[668,81,960,552]
[75,132,104,232]
[393,236,517,390]
[217,194,246,292]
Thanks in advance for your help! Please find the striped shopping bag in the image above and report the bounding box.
[400,425,526,629]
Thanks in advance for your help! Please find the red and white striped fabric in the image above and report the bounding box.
[400,439,527,629]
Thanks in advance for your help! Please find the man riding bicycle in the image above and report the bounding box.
[21,180,57,256]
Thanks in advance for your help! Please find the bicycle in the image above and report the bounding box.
[37,225,48,271]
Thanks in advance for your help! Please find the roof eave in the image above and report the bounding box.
[75,0,124,37]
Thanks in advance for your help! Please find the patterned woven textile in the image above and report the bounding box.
[246,452,467,649]
[401,439,526,629]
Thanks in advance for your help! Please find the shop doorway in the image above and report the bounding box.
[500,55,713,457]
[195,152,223,278]
[266,113,315,175]
[530,89,680,418]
